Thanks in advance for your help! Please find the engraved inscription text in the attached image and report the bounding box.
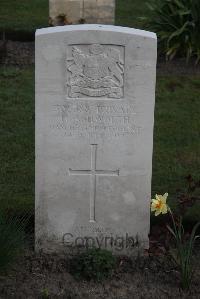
[52,102,141,140]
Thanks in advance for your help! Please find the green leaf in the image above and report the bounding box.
[167,224,176,238]
[145,0,200,62]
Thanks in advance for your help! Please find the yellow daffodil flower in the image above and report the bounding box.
[151,193,168,216]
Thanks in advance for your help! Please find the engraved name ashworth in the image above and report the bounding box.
[67,44,124,99]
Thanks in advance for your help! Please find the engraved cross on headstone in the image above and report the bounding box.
[69,144,119,222]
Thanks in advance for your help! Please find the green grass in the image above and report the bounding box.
[0,209,28,272]
[0,67,199,220]
[0,67,34,214]
[152,77,200,219]
[153,76,200,193]
[116,0,152,28]
[0,0,48,33]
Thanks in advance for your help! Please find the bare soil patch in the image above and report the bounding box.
[0,41,34,65]
[0,248,200,299]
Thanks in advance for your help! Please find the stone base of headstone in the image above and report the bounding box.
[49,0,115,26]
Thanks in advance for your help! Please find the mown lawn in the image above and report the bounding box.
[0,0,151,33]
[116,0,152,28]
[0,67,199,220]
[0,67,34,214]
[0,0,48,32]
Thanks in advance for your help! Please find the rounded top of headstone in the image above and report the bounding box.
[36,24,157,40]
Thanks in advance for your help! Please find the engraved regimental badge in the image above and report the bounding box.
[67,44,124,99]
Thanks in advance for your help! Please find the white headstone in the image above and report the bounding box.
[49,0,115,25]
[35,25,157,254]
